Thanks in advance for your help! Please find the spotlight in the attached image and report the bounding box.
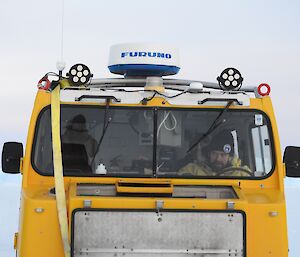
[217,68,243,91]
[67,64,93,86]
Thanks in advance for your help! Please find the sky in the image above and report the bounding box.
[1,0,300,256]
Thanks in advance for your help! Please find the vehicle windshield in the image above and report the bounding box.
[33,106,274,178]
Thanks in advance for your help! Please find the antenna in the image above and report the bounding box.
[56,0,66,78]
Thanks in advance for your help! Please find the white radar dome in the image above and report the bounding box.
[108,43,180,77]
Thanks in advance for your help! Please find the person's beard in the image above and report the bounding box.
[209,159,231,172]
[210,162,224,172]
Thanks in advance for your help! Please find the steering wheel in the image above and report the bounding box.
[216,167,253,176]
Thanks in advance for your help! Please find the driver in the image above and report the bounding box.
[178,131,251,176]
[62,114,97,158]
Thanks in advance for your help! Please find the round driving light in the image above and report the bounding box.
[217,67,243,91]
[222,73,228,79]
[232,81,238,87]
[234,73,240,79]
[67,63,93,86]
[71,69,77,75]
[257,83,271,96]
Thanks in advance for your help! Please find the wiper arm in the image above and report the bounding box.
[91,99,112,165]
[187,100,234,153]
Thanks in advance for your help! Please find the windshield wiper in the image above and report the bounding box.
[187,100,234,153]
[91,98,112,166]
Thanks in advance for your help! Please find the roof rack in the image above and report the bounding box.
[89,78,256,93]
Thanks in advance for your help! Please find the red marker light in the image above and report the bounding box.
[37,77,51,90]
[257,83,271,96]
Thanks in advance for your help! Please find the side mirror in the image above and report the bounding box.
[283,146,300,178]
[1,142,23,174]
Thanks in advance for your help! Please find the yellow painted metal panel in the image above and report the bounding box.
[16,90,289,257]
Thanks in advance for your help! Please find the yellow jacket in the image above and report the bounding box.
[178,156,251,177]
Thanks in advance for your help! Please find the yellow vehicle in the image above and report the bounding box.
[2,43,300,257]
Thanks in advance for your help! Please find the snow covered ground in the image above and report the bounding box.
[286,186,300,257]
[0,179,21,257]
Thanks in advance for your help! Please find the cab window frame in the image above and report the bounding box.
[31,105,276,180]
